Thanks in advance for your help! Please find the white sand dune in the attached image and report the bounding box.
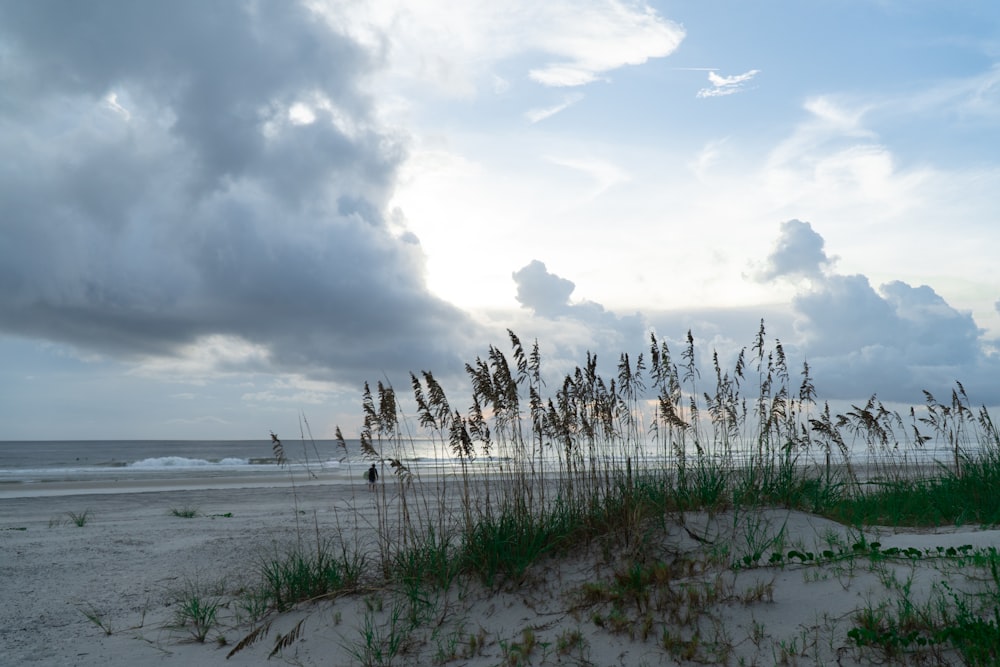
[2,482,997,666]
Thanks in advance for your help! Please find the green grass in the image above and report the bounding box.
[846,547,1000,665]
[67,509,91,527]
[170,580,224,643]
[345,602,409,667]
[392,526,459,593]
[827,458,1000,527]
[256,539,364,612]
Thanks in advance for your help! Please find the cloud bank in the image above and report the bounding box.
[507,223,1000,410]
[755,220,994,403]
[0,1,476,381]
[502,215,998,409]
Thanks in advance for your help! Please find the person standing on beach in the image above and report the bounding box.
[367,463,378,490]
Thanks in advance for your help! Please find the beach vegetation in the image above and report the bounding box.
[231,585,271,625]
[344,601,411,667]
[256,537,364,612]
[169,506,199,518]
[169,580,223,643]
[66,509,91,527]
[554,626,588,659]
[79,603,114,635]
[499,626,542,667]
[192,324,1000,664]
[846,545,1000,665]
[430,626,462,664]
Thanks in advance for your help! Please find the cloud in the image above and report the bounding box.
[0,1,478,384]
[803,96,873,134]
[761,99,932,231]
[791,274,987,401]
[523,3,685,87]
[513,261,577,317]
[689,139,728,180]
[544,155,630,198]
[697,69,760,98]
[754,221,993,403]
[321,0,684,95]
[525,93,584,123]
[511,260,647,367]
[755,219,836,281]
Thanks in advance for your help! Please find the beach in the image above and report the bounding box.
[4,475,1000,666]
[1,484,339,666]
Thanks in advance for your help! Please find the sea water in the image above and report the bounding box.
[0,438,482,495]
[0,437,965,498]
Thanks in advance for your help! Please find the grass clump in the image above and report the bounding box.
[830,461,1000,527]
[345,601,410,667]
[257,544,363,613]
[79,603,114,635]
[499,626,541,667]
[170,580,224,643]
[459,510,557,587]
[52,510,91,527]
[169,506,199,518]
[68,509,91,527]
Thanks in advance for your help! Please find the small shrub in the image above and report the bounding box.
[171,582,223,643]
[67,510,90,527]
[170,506,199,518]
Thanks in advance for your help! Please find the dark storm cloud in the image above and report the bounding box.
[0,1,477,379]
[755,220,997,404]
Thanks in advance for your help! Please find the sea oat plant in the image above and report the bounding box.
[214,323,1000,663]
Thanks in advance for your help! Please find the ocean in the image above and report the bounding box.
[0,437,964,500]
[0,439,371,498]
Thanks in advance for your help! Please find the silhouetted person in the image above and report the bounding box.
[367,463,378,490]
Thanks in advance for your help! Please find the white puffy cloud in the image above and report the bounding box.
[753,222,995,403]
[316,0,684,95]
[697,69,760,98]
[511,260,647,360]
[755,219,835,281]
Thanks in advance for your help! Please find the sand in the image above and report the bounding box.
[2,480,998,666]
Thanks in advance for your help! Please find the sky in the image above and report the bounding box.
[2,1,999,440]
